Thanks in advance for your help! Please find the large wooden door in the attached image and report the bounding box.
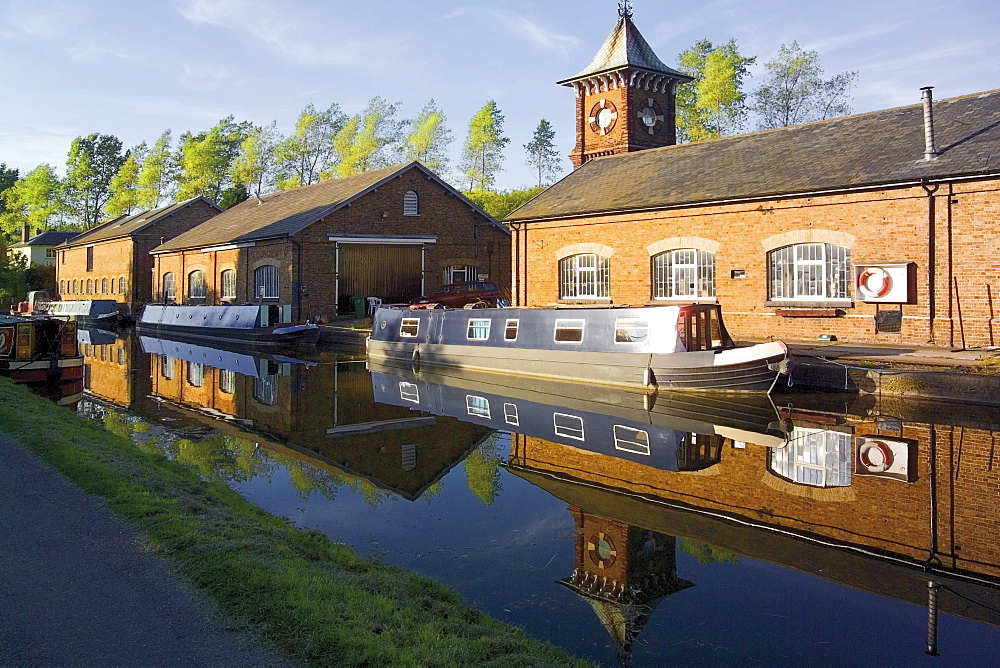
[338,244,423,312]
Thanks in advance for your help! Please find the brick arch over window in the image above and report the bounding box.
[647,237,720,256]
[554,242,615,262]
[761,229,856,252]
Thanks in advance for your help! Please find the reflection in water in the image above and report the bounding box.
[72,329,1000,666]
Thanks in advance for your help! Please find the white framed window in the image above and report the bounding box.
[554,319,585,343]
[504,319,519,341]
[119,277,125,295]
[614,318,649,343]
[769,243,851,301]
[188,270,206,300]
[101,278,109,294]
[403,190,419,216]
[187,361,204,387]
[559,253,609,299]
[444,265,477,284]
[467,318,491,340]
[653,249,715,299]
[466,395,491,418]
[614,425,651,455]
[553,413,585,441]
[504,403,519,426]
[254,374,278,406]
[163,271,176,301]
[86,279,93,294]
[770,427,852,487]
[161,356,174,380]
[220,269,236,299]
[399,382,419,403]
[46,247,57,259]
[400,318,420,337]
[254,264,279,299]
[219,370,235,394]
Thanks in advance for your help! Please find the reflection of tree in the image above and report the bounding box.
[464,434,502,507]
[287,462,341,501]
[422,481,443,503]
[679,539,740,565]
[174,435,273,483]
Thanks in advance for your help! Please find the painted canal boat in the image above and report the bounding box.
[137,305,320,349]
[14,291,128,323]
[367,303,789,393]
[0,313,85,397]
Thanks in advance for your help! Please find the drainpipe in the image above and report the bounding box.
[921,87,939,161]
[922,180,939,343]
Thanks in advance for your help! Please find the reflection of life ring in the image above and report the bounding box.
[858,267,892,298]
[859,440,894,473]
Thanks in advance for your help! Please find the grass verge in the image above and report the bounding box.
[0,380,587,667]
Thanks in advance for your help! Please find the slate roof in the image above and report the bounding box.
[558,14,690,85]
[152,162,500,254]
[61,197,220,247]
[10,230,78,248]
[506,89,1000,222]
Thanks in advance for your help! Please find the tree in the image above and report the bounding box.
[64,133,126,227]
[0,164,64,239]
[751,41,858,129]
[404,99,452,173]
[676,38,756,142]
[137,130,174,209]
[232,123,279,198]
[464,186,544,220]
[106,145,144,218]
[523,119,562,187]
[461,101,510,191]
[330,97,404,178]
[175,116,252,206]
[0,163,18,219]
[273,103,344,189]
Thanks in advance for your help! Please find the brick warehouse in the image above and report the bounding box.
[55,197,221,316]
[150,162,510,321]
[506,10,1000,347]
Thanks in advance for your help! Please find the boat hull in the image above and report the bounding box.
[137,305,320,349]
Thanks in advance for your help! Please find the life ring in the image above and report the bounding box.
[858,267,892,298]
[411,348,420,373]
[859,440,893,473]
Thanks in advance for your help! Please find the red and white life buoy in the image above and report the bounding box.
[858,267,892,299]
[859,440,894,473]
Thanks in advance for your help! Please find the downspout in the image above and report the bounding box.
[334,242,340,315]
[922,180,939,343]
[513,223,521,307]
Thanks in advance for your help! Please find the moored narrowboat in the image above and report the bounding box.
[137,304,320,349]
[367,303,789,393]
[0,314,85,395]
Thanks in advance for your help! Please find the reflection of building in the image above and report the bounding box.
[80,328,151,408]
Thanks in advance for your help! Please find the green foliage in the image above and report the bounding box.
[0,164,65,239]
[461,101,510,191]
[106,146,144,218]
[0,251,30,306]
[752,41,858,129]
[175,116,252,206]
[405,99,452,173]
[464,186,543,220]
[232,123,279,198]
[524,119,562,187]
[330,97,403,178]
[137,130,174,209]
[273,103,344,189]
[676,38,756,142]
[0,163,18,222]
[65,133,126,227]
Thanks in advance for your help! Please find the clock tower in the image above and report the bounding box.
[560,3,693,168]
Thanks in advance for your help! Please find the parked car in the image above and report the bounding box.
[409,281,509,308]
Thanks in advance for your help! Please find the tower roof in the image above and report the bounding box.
[557,14,690,86]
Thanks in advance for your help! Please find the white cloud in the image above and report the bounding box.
[443,6,578,59]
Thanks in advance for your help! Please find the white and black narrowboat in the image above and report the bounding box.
[137,305,320,349]
[367,304,789,393]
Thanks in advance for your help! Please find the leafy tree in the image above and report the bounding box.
[233,123,279,198]
[404,99,452,173]
[0,164,64,238]
[274,103,344,190]
[461,101,509,191]
[0,163,18,223]
[676,38,756,142]
[463,186,544,220]
[751,41,858,129]
[0,251,30,307]
[137,130,174,209]
[175,116,252,206]
[106,145,144,218]
[523,119,562,187]
[64,133,126,227]
[330,97,404,178]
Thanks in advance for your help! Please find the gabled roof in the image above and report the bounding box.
[558,14,690,85]
[152,162,502,254]
[10,230,78,248]
[61,197,221,247]
[507,89,1000,222]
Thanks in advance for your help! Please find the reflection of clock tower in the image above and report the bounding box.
[559,3,692,168]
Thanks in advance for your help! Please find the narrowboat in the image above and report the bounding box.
[0,314,85,397]
[137,305,320,349]
[367,304,790,393]
[14,291,128,323]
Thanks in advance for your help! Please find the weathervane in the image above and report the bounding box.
[618,1,633,18]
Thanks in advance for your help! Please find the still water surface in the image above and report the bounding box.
[74,328,1000,666]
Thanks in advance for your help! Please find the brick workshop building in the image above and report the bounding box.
[149,162,510,321]
[506,10,1000,347]
[56,197,221,316]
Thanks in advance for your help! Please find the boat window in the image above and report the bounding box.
[554,319,585,343]
[769,428,852,487]
[504,403,519,426]
[219,370,236,394]
[400,318,420,338]
[187,361,204,387]
[614,425,651,455]
[553,413,585,441]
[504,319,519,341]
[467,318,491,340]
[676,305,727,351]
[614,318,649,343]
[466,395,491,419]
[399,382,419,403]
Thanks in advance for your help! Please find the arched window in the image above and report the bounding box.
[119,277,126,295]
[219,370,236,394]
[162,273,176,302]
[254,265,279,299]
[220,269,236,300]
[86,279,93,294]
[653,249,715,299]
[768,243,850,301]
[110,277,115,294]
[187,361,204,387]
[559,253,610,299]
[188,270,206,300]
[60,280,65,295]
[72,279,78,294]
[403,190,419,216]
[101,278,109,294]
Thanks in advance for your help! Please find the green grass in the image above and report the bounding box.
[0,380,588,667]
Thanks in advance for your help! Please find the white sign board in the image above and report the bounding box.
[854,263,910,303]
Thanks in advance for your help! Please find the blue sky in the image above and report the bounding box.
[1,0,996,191]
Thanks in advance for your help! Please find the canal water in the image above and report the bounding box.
[71,327,1000,666]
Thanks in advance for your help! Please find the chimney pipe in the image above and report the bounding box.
[21,224,30,244]
[921,86,939,160]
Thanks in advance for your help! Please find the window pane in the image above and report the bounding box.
[466,395,490,418]
[467,318,491,340]
[254,265,279,299]
[553,413,585,440]
[554,319,585,342]
[614,425,650,455]
[400,318,420,337]
[504,319,519,341]
[615,318,649,343]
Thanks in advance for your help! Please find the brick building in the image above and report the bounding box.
[149,162,510,321]
[506,10,1000,347]
[56,197,221,316]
